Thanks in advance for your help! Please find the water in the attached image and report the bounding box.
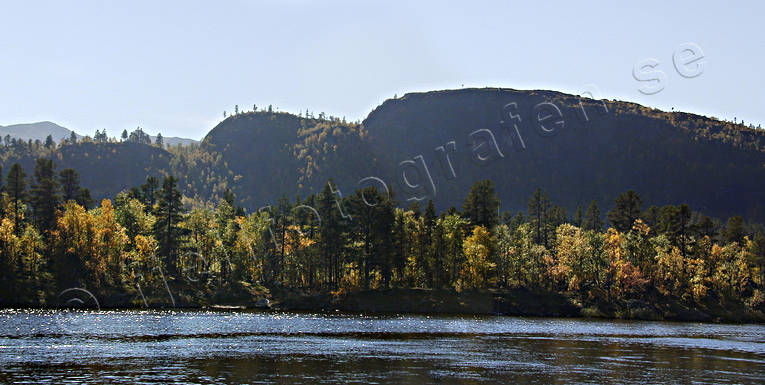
[0,309,763,384]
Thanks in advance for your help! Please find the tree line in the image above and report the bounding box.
[1,158,764,311]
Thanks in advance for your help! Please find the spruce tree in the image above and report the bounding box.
[153,176,184,275]
[59,168,81,203]
[574,205,583,227]
[583,199,603,231]
[141,176,159,209]
[29,158,61,234]
[607,190,643,232]
[6,164,26,235]
[527,188,550,245]
[722,216,746,244]
[463,180,500,230]
[316,180,345,289]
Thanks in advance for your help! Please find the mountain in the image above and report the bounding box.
[201,88,765,222]
[359,88,765,221]
[152,135,199,147]
[0,121,198,146]
[2,88,764,223]
[0,121,78,142]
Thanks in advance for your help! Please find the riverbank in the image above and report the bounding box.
[269,287,765,323]
[4,286,763,324]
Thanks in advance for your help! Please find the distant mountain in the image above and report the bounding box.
[0,121,198,146]
[0,121,78,142]
[150,135,199,147]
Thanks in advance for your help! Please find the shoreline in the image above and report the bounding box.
[4,287,764,324]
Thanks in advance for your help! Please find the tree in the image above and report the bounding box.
[59,168,91,208]
[155,133,164,147]
[121,129,128,141]
[348,187,394,289]
[44,135,54,149]
[153,176,184,275]
[722,216,746,245]
[29,158,61,234]
[583,200,603,231]
[460,225,494,289]
[94,129,108,143]
[69,131,77,144]
[655,204,692,257]
[750,232,765,286]
[573,205,583,227]
[59,168,81,203]
[527,188,550,246]
[316,180,346,289]
[128,128,151,145]
[607,190,642,232]
[141,176,159,209]
[6,164,26,236]
[462,180,500,230]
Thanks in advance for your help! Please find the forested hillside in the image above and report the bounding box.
[2,88,764,224]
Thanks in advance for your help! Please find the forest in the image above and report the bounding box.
[1,157,764,321]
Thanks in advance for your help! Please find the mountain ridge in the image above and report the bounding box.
[2,87,764,223]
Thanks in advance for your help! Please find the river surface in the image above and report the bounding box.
[0,309,764,384]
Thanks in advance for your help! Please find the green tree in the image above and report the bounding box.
[141,176,160,209]
[722,216,746,244]
[316,180,346,289]
[155,133,164,147]
[655,204,692,257]
[29,158,61,234]
[121,129,128,141]
[583,200,603,231]
[348,187,394,289]
[573,205,583,227]
[462,180,500,230]
[527,188,550,246]
[6,164,27,236]
[44,135,54,148]
[607,190,642,232]
[153,176,184,275]
[59,168,81,203]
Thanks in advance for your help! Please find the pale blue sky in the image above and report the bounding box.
[1,0,763,139]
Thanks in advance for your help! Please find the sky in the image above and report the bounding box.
[1,0,763,140]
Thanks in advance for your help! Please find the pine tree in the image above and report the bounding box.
[574,205,583,227]
[153,176,184,275]
[155,133,164,147]
[722,216,746,244]
[44,135,54,148]
[6,163,26,235]
[607,190,642,232]
[140,176,159,210]
[29,158,61,234]
[583,200,603,231]
[317,180,345,289]
[462,180,500,230]
[527,188,550,245]
[59,168,81,203]
[121,129,128,141]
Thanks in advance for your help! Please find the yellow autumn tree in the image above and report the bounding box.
[604,228,647,299]
[460,225,494,289]
[55,201,99,287]
[92,199,129,287]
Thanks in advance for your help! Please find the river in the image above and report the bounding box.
[0,309,763,384]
